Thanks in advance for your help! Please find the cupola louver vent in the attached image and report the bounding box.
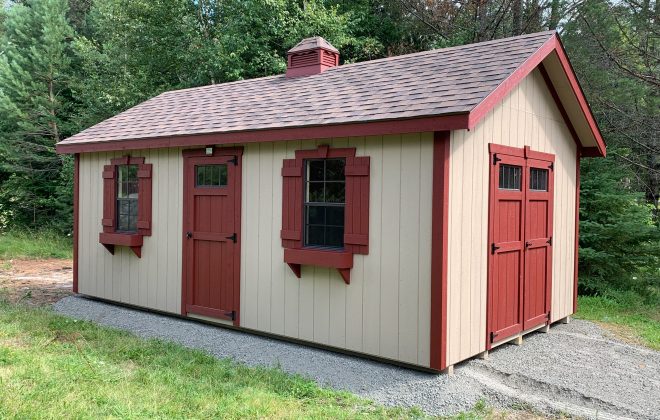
[286,37,339,78]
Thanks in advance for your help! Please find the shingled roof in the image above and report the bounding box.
[57,31,606,156]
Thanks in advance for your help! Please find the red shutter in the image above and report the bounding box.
[281,158,303,248]
[137,163,153,236]
[344,156,370,254]
[102,165,116,232]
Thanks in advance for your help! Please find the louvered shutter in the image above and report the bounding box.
[281,159,303,248]
[344,156,370,254]
[101,165,116,232]
[137,163,153,236]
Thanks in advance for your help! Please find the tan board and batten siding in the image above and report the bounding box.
[446,68,578,366]
[77,67,577,369]
[78,135,434,367]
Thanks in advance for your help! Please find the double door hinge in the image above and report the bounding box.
[490,331,498,342]
[491,243,500,254]
[226,233,237,243]
[228,156,238,166]
[493,154,502,165]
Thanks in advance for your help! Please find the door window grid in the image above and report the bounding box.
[529,168,549,191]
[304,158,345,248]
[498,164,522,190]
[196,164,227,187]
[116,164,139,232]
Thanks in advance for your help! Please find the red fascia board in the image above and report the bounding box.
[469,34,606,158]
[469,35,557,130]
[56,114,470,154]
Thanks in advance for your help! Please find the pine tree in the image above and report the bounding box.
[0,0,74,231]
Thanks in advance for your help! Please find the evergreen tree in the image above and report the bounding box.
[0,0,75,232]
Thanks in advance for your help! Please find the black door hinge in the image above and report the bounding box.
[490,331,498,342]
[493,154,502,165]
[548,162,554,171]
[491,243,500,254]
[226,233,237,243]
[228,156,238,165]
[546,312,551,320]
[224,310,235,321]
[547,236,552,246]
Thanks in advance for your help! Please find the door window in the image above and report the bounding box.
[499,164,522,190]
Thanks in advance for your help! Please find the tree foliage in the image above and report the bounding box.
[0,0,657,298]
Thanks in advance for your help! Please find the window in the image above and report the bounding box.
[116,165,139,232]
[499,164,522,190]
[304,159,345,248]
[100,156,152,258]
[281,145,370,284]
[196,164,227,187]
[529,168,549,191]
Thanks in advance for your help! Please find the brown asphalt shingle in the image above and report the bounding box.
[59,31,555,146]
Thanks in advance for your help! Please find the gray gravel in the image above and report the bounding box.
[54,296,660,419]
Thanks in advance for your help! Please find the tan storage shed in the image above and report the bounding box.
[57,31,606,372]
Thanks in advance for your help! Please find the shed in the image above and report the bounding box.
[57,31,606,372]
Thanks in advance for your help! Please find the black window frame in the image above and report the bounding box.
[116,164,139,233]
[303,158,346,250]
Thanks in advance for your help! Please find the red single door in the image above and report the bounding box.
[487,152,526,345]
[183,152,241,324]
[523,158,554,329]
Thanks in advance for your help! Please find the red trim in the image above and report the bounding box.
[73,153,80,294]
[538,63,581,148]
[489,143,525,158]
[181,147,243,326]
[470,35,557,129]
[524,146,555,162]
[573,151,581,314]
[553,36,606,157]
[55,114,470,154]
[469,34,606,157]
[99,232,144,257]
[430,131,450,371]
[284,248,353,284]
[186,304,235,321]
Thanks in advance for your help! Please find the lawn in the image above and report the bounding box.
[0,230,73,260]
[0,300,423,419]
[575,294,660,350]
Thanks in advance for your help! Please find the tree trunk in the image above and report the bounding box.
[548,0,560,30]
[512,0,522,35]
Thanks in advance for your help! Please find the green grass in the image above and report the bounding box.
[0,300,423,419]
[575,294,660,350]
[0,230,72,260]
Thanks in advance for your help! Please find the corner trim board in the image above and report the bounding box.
[73,153,79,294]
[430,131,450,371]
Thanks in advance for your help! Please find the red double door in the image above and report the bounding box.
[487,145,554,347]
[182,150,241,324]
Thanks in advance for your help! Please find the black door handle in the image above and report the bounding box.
[186,232,192,239]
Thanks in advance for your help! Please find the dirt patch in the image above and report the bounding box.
[0,259,73,306]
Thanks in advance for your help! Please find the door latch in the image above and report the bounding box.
[186,231,192,239]
[491,243,500,254]
[226,233,237,243]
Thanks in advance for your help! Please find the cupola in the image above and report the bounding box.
[286,37,339,78]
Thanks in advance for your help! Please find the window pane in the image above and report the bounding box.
[303,158,346,248]
[306,225,325,247]
[499,165,522,190]
[307,160,324,181]
[325,227,344,248]
[306,205,325,225]
[530,168,548,191]
[195,165,227,187]
[325,182,345,203]
[326,206,344,226]
[325,159,345,181]
[306,182,324,202]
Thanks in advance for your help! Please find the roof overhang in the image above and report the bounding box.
[57,33,605,157]
[468,33,606,157]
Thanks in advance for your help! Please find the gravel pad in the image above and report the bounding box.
[54,296,660,419]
